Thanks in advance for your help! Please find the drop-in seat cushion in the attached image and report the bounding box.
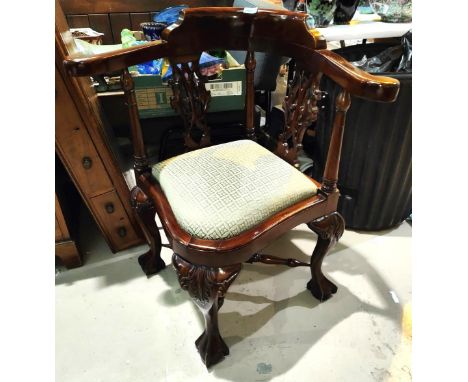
[152,140,318,240]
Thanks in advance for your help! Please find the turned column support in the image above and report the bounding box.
[172,254,241,368]
[121,69,150,176]
[322,90,351,194]
[244,49,257,141]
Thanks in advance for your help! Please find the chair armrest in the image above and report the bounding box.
[63,41,171,76]
[312,49,400,102]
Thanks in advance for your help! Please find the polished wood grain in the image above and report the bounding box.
[311,50,399,102]
[307,212,345,301]
[64,41,170,76]
[247,253,310,267]
[322,90,351,193]
[62,6,400,367]
[137,173,332,267]
[64,7,398,102]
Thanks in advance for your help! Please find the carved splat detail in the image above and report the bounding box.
[275,69,322,166]
[169,59,211,150]
[173,254,241,308]
[173,254,241,367]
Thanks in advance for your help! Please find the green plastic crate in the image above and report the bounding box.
[133,66,246,119]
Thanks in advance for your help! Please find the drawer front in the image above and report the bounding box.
[55,67,114,197]
[90,190,141,250]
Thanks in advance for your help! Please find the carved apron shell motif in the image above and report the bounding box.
[173,254,241,307]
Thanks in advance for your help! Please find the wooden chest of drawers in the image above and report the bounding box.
[55,5,144,253]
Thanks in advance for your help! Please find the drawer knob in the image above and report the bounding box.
[118,226,127,237]
[105,203,115,214]
[82,156,93,169]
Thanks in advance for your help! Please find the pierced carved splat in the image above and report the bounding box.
[169,59,211,150]
[275,69,322,166]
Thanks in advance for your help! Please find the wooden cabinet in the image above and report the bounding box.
[55,67,115,197]
[55,193,82,268]
[55,2,144,253]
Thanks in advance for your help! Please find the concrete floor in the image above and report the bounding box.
[56,211,411,382]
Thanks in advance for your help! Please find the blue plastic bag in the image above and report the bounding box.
[121,29,164,75]
[153,5,188,25]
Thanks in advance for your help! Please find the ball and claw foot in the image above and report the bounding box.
[195,330,230,368]
[307,277,338,302]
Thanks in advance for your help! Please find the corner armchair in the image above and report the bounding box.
[64,7,399,368]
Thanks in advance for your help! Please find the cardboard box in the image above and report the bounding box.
[133,66,246,119]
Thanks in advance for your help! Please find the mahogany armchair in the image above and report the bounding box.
[64,7,399,368]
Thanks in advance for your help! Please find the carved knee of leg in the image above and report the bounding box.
[172,254,241,367]
[308,212,345,242]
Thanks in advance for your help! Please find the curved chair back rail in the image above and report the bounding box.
[64,7,399,102]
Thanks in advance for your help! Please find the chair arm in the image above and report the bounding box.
[312,49,400,102]
[63,41,171,76]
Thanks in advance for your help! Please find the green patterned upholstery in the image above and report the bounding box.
[152,140,318,240]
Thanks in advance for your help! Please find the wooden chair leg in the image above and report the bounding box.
[307,212,345,301]
[172,254,241,368]
[131,186,166,276]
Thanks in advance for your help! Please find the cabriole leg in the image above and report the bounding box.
[131,186,166,276]
[172,254,241,368]
[307,212,345,301]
